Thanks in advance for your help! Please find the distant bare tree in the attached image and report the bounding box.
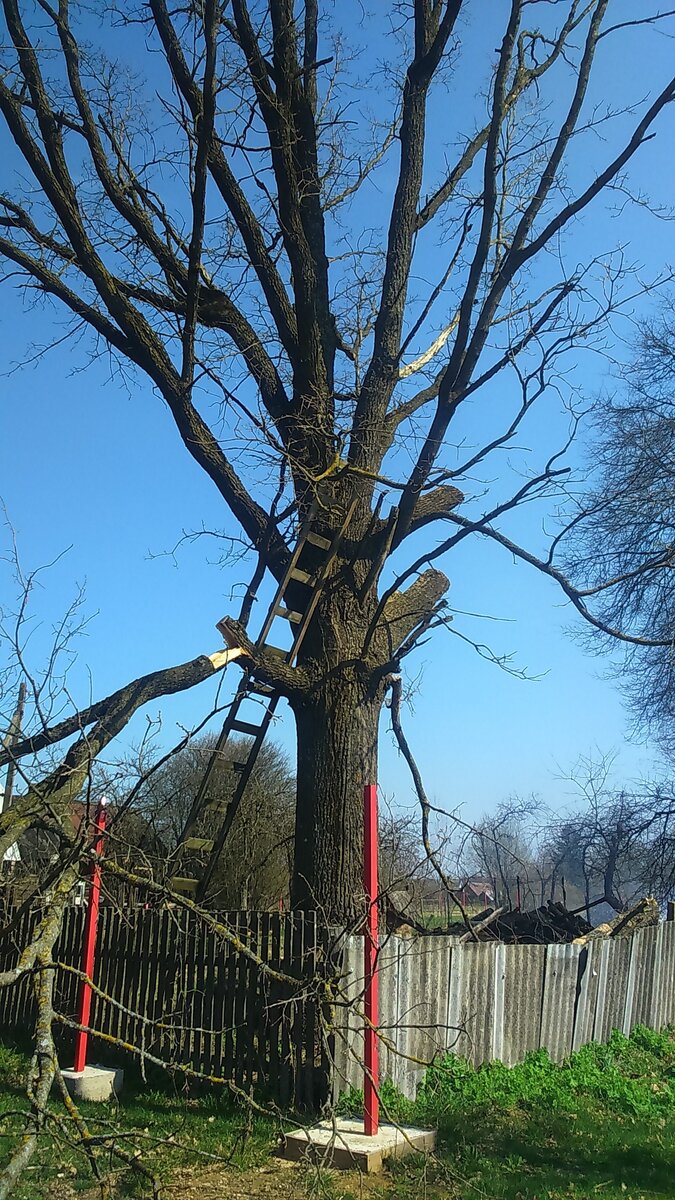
[543,756,675,912]
[468,796,554,909]
[126,733,295,907]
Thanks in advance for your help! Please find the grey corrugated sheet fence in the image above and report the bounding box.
[333,922,675,1099]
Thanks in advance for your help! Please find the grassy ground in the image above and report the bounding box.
[0,1027,673,1198]
[340,1025,675,1200]
[417,904,486,931]
[0,1038,277,1199]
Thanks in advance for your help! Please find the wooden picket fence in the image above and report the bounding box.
[0,906,332,1109]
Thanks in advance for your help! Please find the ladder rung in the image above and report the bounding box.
[231,720,262,737]
[247,681,275,697]
[206,799,229,813]
[218,759,247,774]
[263,644,288,660]
[289,566,313,585]
[274,606,303,624]
[171,877,198,894]
[306,531,332,551]
[184,837,214,852]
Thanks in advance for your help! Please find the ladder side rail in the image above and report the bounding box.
[195,697,280,901]
[172,499,357,894]
[175,678,252,847]
[255,502,318,649]
[287,499,358,666]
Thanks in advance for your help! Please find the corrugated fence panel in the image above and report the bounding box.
[539,943,579,1062]
[595,936,631,1042]
[395,935,451,1098]
[376,935,401,1090]
[501,943,545,1066]
[370,923,672,1096]
[572,943,601,1052]
[622,930,639,1035]
[630,926,658,1030]
[429,937,453,1067]
[344,922,675,1098]
[393,936,415,1094]
[447,942,497,1067]
[491,944,506,1062]
[649,923,665,1029]
[660,921,675,1026]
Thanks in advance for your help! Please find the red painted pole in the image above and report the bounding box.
[363,783,379,1136]
[73,798,107,1073]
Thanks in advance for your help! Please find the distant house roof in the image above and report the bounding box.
[464,880,495,901]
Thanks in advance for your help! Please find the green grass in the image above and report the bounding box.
[338,1026,675,1200]
[1,1028,674,1198]
[417,905,486,931]
[0,1036,278,1198]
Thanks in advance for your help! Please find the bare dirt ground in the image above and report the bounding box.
[166,1162,314,1199]
[51,1160,384,1200]
[164,1161,380,1200]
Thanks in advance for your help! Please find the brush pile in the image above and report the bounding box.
[385,894,661,944]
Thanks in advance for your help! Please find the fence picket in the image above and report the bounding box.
[279,912,294,1105]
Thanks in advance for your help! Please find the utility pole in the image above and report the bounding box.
[2,681,27,815]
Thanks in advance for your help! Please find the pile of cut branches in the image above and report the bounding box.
[386,896,662,944]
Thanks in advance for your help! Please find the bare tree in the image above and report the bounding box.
[468,797,551,909]
[124,733,296,907]
[0,575,324,1197]
[465,755,675,918]
[565,301,675,754]
[544,755,675,911]
[0,2,674,925]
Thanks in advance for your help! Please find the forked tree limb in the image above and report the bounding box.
[0,868,78,1199]
[393,52,675,546]
[0,645,249,861]
[148,0,299,360]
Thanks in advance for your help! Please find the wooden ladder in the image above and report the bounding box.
[171,501,356,903]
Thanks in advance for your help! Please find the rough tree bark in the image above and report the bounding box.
[292,673,382,917]
[276,513,450,919]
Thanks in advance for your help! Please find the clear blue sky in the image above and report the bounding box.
[1,3,673,828]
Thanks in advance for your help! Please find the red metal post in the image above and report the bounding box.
[363,783,379,1136]
[73,798,108,1073]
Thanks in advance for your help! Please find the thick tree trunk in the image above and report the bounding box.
[280,505,448,925]
[290,670,383,924]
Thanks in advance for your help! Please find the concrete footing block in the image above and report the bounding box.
[282,1117,435,1173]
[61,1064,124,1102]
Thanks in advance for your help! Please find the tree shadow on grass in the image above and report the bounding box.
[435,1109,675,1199]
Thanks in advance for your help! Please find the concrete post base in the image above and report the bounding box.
[61,1064,124,1102]
[282,1118,436,1173]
